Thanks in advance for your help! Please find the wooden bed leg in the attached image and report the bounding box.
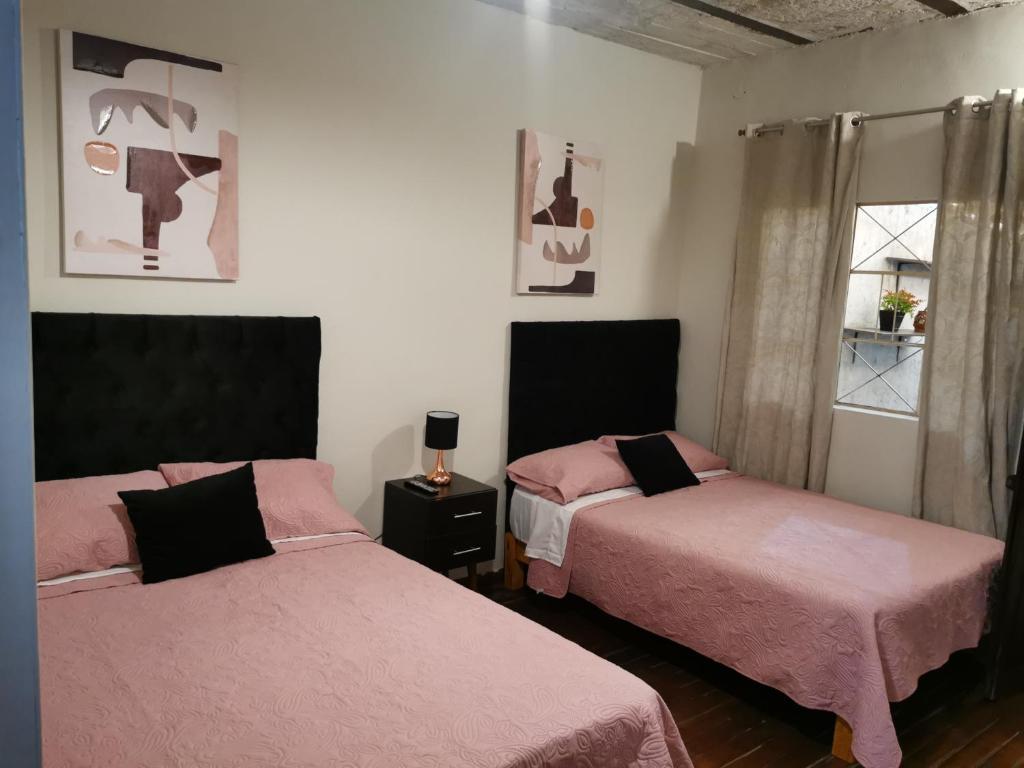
[832,717,855,763]
[504,532,525,590]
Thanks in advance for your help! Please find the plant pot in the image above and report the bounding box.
[879,309,906,332]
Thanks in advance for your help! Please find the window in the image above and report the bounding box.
[835,203,936,416]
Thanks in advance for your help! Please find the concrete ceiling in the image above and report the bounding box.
[477,0,1020,67]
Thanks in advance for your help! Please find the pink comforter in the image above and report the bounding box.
[527,476,1004,768]
[39,536,690,768]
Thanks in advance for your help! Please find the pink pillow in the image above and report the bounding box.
[507,440,634,504]
[158,459,366,540]
[35,470,168,581]
[598,431,729,473]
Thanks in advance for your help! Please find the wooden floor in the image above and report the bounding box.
[473,575,1024,768]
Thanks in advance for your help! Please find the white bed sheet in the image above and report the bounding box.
[509,486,641,567]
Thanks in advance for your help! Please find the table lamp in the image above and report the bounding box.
[424,410,459,486]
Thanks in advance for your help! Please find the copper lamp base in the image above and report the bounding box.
[426,449,452,486]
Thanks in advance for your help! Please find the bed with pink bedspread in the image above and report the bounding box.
[524,473,1004,768]
[39,534,691,768]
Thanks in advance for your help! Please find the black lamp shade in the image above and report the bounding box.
[425,411,459,450]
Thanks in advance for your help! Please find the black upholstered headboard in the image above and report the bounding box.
[32,313,321,481]
[506,319,680,465]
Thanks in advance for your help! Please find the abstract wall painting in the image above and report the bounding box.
[58,31,239,280]
[515,130,603,295]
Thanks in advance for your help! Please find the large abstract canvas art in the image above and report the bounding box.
[58,31,239,280]
[516,130,603,295]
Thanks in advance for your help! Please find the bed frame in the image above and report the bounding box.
[31,312,321,481]
[502,317,861,762]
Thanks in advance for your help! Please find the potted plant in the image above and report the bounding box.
[879,289,921,332]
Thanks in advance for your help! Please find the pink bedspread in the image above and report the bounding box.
[39,536,690,768]
[527,476,1004,768]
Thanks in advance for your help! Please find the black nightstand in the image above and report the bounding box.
[382,473,497,589]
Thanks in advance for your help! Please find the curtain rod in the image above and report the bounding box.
[737,100,994,137]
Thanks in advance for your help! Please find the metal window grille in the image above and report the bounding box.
[835,203,937,416]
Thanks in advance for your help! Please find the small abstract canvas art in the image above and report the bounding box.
[515,130,603,295]
[58,31,239,280]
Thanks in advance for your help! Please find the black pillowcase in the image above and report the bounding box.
[616,434,700,497]
[119,462,274,584]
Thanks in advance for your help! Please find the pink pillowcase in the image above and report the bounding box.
[598,431,729,473]
[158,459,366,540]
[507,440,634,504]
[35,470,168,581]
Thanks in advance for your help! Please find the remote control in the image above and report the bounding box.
[405,477,439,495]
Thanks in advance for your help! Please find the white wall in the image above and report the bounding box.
[22,0,701,566]
[677,4,1024,515]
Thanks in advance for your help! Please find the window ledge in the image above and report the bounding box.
[833,404,919,422]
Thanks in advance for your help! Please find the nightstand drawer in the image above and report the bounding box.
[427,492,497,535]
[425,526,496,570]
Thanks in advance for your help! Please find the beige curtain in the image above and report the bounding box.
[714,114,863,490]
[914,91,1024,540]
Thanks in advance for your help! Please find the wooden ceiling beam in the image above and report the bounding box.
[667,0,813,45]
[915,0,969,15]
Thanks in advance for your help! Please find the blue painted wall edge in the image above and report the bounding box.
[0,0,43,764]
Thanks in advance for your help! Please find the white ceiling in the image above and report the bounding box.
[477,0,1019,67]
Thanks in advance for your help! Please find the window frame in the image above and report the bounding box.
[833,199,938,418]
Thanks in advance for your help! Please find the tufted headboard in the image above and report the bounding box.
[32,313,321,481]
[507,319,680,464]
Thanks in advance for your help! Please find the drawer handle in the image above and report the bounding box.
[452,546,482,556]
[452,510,483,519]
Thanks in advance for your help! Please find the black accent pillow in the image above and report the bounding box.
[616,434,700,497]
[119,462,274,584]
